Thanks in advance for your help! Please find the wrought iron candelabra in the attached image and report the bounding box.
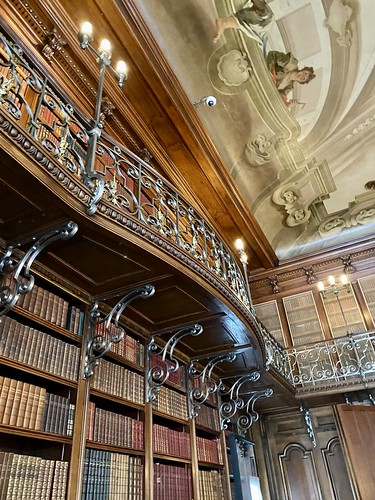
[78,22,127,215]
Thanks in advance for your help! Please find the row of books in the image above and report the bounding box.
[86,402,144,449]
[198,470,225,500]
[196,403,220,431]
[152,386,188,420]
[197,437,223,465]
[16,280,84,335]
[151,355,186,388]
[0,377,74,436]
[82,449,143,499]
[91,358,144,405]
[153,424,191,458]
[154,463,192,500]
[0,452,68,499]
[95,322,145,367]
[0,315,81,381]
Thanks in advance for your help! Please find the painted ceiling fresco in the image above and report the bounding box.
[133,0,375,261]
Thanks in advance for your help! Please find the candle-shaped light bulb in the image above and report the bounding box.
[116,60,127,76]
[80,22,93,36]
[340,274,349,285]
[328,275,336,286]
[317,281,325,292]
[235,238,244,251]
[99,39,111,57]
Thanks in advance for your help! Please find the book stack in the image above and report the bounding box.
[82,449,143,499]
[151,355,186,387]
[16,283,84,335]
[198,469,225,500]
[94,323,145,366]
[0,316,81,380]
[196,437,223,464]
[153,424,191,458]
[152,386,188,420]
[0,452,68,499]
[86,402,143,449]
[154,463,192,500]
[196,404,220,431]
[91,359,144,405]
[0,376,74,435]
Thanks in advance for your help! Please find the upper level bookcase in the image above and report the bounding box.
[253,300,285,346]
[358,275,375,328]
[319,284,366,338]
[283,291,324,346]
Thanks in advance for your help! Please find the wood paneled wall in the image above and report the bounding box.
[335,404,375,500]
[259,406,355,500]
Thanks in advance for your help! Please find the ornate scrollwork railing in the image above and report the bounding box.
[286,330,375,390]
[0,27,250,312]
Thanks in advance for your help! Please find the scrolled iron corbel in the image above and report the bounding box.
[0,221,78,318]
[84,284,155,378]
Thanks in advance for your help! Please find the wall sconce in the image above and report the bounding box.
[317,275,351,333]
[77,22,128,215]
[317,274,351,299]
[235,238,254,312]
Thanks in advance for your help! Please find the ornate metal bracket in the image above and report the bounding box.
[268,276,280,294]
[299,405,316,448]
[341,255,356,274]
[0,221,78,318]
[188,351,238,419]
[218,372,273,435]
[146,323,203,402]
[84,284,155,378]
[303,266,316,285]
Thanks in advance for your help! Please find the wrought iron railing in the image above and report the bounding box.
[286,330,375,390]
[4,27,374,394]
[0,27,250,309]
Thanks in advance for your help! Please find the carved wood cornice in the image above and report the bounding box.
[251,242,375,300]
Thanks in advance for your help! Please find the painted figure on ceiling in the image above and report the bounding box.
[266,51,315,107]
[213,0,275,47]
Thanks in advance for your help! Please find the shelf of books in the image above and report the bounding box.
[357,275,375,327]
[283,291,325,346]
[0,272,85,499]
[84,322,147,499]
[253,300,285,346]
[320,286,366,338]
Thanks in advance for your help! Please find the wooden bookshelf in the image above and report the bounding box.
[283,291,325,346]
[254,300,285,346]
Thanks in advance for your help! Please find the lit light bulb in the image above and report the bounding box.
[116,60,127,76]
[328,275,336,286]
[80,22,93,36]
[99,39,111,56]
[340,274,349,285]
[317,281,325,292]
[235,239,244,251]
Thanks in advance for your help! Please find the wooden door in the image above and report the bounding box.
[334,404,375,500]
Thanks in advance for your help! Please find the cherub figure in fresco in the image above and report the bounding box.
[213,0,275,47]
[266,51,316,106]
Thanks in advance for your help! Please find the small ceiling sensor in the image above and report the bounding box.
[193,95,217,109]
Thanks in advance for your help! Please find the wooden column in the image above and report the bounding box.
[67,378,89,500]
[144,402,153,500]
[220,430,232,500]
[190,419,200,500]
